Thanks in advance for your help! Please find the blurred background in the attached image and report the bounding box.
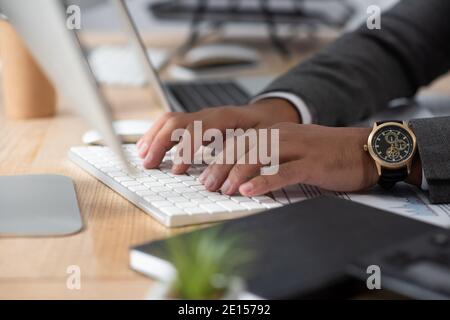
[68,0,400,84]
[71,0,399,35]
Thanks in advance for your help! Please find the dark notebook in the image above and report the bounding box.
[130,197,439,299]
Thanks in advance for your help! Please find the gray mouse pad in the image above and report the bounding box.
[0,175,83,237]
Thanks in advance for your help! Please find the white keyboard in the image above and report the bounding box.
[69,145,285,227]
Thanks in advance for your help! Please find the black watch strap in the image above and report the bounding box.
[378,167,408,189]
[375,120,409,189]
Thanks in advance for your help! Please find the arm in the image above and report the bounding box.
[259,0,450,126]
[138,0,450,203]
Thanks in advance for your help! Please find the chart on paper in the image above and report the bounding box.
[274,183,450,228]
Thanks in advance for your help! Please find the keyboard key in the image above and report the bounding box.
[264,203,283,209]
[121,181,141,187]
[185,207,207,215]
[241,202,266,210]
[257,198,278,205]
[217,200,246,211]
[143,182,162,188]
[160,206,186,216]
[137,177,156,183]
[208,195,229,201]
[114,176,134,182]
[181,191,199,199]
[166,183,183,189]
[107,171,125,178]
[159,168,172,174]
[152,200,173,208]
[229,196,253,203]
[183,180,202,186]
[165,172,178,177]
[175,175,195,181]
[144,169,162,175]
[158,178,177,184]
[200,204,228,214]
[144,196,165,202]
[136,190,156,196]
[200,191,218,197]
[150,173,168,179]
[284,196,303,203]
[151,186,171,193]
[173,187,193,193]
[182,193,204,199]
[191,198,213,204]
[167,196,188,203]
[158,191,180,198]
[128,185,148,192]
[129,173,147,179]
[251,195,273,202]
[175,202,197,209]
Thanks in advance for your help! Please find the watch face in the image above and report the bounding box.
[371,125,414,164]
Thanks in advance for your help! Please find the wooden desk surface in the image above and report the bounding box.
[0,32,449,299]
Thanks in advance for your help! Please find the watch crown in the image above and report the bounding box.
[363,144,368,152]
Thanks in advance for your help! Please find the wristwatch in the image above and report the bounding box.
[364,121,417,189]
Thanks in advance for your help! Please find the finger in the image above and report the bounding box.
[239,160,309,196]
[171,113,229,174]
[200,163,234,191]
[218,140,266,194]
[200,132,257,191]
[222,135,309,195]
[143,114,194,169]
[137,113,178,158]
[136,138,144,149]
[172,107,250,174]
[221,162,263,195]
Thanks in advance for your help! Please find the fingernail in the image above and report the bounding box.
[239,182,253,195]
[205,175,216,190]
[138,142,149,158]
[136,139,143,148]
[144,150,154,166]
[172,164,184,174]
[221,179,231,194]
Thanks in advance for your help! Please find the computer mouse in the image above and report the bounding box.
[179,44,260,69]
[82,120,153,145]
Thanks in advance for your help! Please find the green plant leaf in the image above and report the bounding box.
[165,227,254,299]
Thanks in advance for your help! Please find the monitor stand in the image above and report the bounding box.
[0,175,83,237]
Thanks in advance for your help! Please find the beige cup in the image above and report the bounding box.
[0,20,56,119]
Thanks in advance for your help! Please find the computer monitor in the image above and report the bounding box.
[0,0,162,171]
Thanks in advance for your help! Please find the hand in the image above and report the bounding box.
[136,98,300,173]
[201,123,380,196]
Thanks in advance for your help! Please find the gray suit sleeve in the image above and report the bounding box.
[259,0,450,126]
[409,117,450,204]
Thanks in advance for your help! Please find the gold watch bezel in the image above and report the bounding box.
[365,121,417,175]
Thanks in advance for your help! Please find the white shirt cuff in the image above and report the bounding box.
[421,169,429,191]
[250,92,314,124]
